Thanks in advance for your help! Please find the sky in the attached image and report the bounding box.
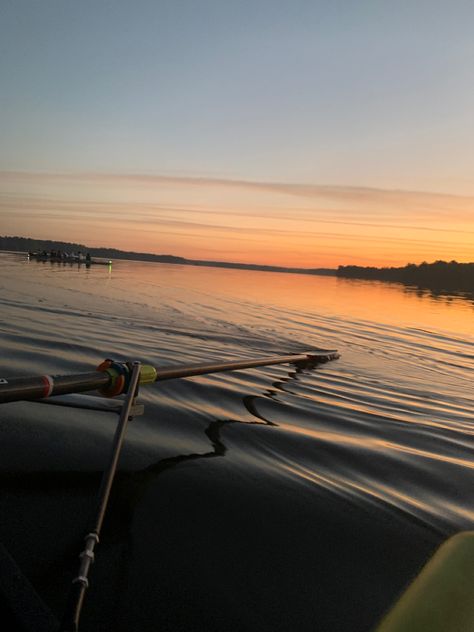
[1,1,473,267]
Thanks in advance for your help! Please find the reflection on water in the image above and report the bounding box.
[0,251,473,632]
[402,283,474,305]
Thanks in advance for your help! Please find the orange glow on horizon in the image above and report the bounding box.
[1,171,473,268]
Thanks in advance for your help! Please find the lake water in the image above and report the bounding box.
[0,251,473,631]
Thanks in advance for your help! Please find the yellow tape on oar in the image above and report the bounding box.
[139,364,157,385]
[376,531,474,632]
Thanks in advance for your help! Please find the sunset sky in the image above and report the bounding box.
[1,1,473,267]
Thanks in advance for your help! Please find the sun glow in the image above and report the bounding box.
[1,171,473,268]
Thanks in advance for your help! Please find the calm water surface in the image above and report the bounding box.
[0,252,473,631]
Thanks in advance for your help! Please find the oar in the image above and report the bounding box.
[2,351,339,631]
[0,351,339,405]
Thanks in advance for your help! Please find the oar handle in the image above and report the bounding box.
[0,372,110,404]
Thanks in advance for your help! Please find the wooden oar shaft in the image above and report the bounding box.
[0,351,339,404]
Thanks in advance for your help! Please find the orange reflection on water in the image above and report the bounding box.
[278,425,474,522]
[279,424,474,471]
[127,262,474,339]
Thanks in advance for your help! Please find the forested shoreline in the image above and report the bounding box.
[0,236,334,275]
[0,236,187,264]
[1,236,472,294]
[337,261,473,293]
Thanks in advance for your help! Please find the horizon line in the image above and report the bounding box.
[2,235,472,273]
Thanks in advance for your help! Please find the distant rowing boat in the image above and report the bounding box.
[28,252,112,266]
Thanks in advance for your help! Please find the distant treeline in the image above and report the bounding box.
[337,261,474,293]
[189,259,335,275]
[2,237,472,292]
[0,235,335,275]
[0,235,187,264]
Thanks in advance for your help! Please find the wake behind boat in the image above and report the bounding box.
[28,251,112,266]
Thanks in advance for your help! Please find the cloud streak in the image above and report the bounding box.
[1,170,473,266]
[1,193,472,236]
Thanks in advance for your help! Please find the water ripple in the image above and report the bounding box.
[0,252,473,632]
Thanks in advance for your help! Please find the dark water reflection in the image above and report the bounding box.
[395,281,473,307]
[0,252,473,631]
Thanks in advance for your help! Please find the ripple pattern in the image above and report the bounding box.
[0,252,472,632]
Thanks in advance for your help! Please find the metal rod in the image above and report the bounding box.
[0,351,339,405]
[59,361,142,632]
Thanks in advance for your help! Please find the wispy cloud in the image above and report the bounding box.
[1,170,473,266]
